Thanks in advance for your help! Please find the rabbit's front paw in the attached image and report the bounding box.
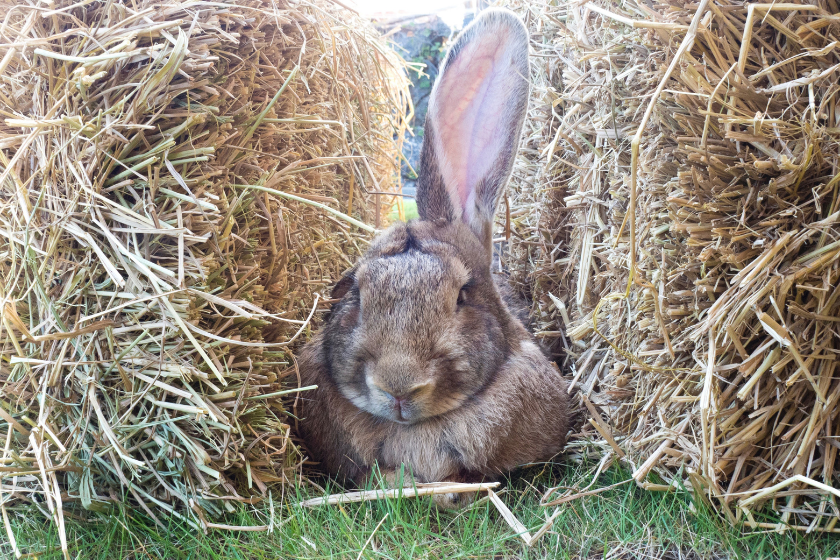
[382,468,416,489]
[433,488,477,510]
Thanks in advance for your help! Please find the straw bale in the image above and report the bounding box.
[502,0,840,532]
[0,0,408,549]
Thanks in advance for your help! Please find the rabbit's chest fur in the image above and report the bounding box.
[299,335,568,484]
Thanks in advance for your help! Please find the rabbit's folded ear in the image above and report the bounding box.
[416,8,530,248]
[330,266,357,300]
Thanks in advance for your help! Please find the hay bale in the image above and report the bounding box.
[0,0,408,550]
[502,0,840,532]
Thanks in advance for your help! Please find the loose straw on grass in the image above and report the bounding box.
[297,482,500,507]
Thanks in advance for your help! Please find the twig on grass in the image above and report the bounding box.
[297,482,500,508]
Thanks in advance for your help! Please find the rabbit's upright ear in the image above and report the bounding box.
[416,9,530,248]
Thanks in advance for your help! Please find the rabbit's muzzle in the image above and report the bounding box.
[365,368,437,424]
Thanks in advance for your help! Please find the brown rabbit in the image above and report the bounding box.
[297,8,570,505]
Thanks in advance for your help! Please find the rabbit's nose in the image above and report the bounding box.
[386,392,409,417]
[388,392,407,407]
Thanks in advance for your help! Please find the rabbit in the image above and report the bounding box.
[296,8,571,507]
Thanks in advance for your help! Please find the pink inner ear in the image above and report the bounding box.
[431,28,516,223]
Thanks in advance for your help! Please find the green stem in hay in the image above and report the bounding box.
[106,156,158,185]
[242,66,299,146]
[231,183,376,233]
[247,385,318,400]
[33,47,138,63]
[102,329,150,377]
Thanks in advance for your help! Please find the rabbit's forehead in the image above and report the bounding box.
[355,252,467,339]
[358,251,466,296]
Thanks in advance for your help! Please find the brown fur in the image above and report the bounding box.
[296,9,571,494]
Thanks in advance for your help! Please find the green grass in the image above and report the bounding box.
[389,199,419,222]
[5,462,839,559]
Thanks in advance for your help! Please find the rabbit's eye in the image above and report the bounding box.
[456,285,469,306]
[353,356,368,384]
